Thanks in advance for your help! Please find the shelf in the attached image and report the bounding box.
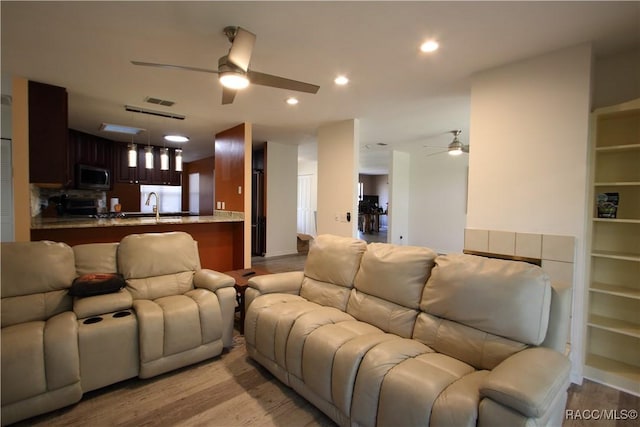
[588,315,640,338]
[595,144,640,152]
[584,354,640,396]
[590,282,640,300]
[594,181,640,187]
[593,218,640,224]
[592,251,640,262]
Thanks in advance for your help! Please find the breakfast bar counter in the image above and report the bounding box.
[31,213,245,271]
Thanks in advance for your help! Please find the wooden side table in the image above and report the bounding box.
[224,267,270,334]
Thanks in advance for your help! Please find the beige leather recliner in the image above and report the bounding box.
[1,241,82,425]
[245,234,572,427]
[1,232,236,425]
[117,232,236,378]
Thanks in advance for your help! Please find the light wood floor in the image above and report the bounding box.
[16,254,638,426]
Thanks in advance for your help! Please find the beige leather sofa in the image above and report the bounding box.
[245,234,572,427]
[1,232,235,425]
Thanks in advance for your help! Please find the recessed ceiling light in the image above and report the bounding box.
[286,97,299,105]
[420,40,439,53]
[100,123,146,135]
[334,75,349,85]
[164,135,189,143]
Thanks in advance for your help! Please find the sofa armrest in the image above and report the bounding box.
[480,347,570,418]
[193,269,235,292]
[73,289,133,319]
[248,271,304,295]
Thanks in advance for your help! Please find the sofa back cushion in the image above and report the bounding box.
[420,254,552,346]
[413,313,528,370]
[346,243,437,337]
[73,242,119,275]
[1,241,75,327]
[300,235,367,310]
[118,232,199,300]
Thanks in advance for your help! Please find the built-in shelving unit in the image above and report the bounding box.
[584,98,640,396]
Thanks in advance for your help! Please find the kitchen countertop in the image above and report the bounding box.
[32,211,244,230]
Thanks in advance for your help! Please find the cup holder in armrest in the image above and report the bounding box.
[83,317,103,325]
[113,311,132,318]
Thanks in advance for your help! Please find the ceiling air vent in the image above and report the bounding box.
[125,105,185,120]
[144,96,175,107]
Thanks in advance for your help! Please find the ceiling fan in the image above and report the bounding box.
[131,26,320,105]
[424,130,470,157]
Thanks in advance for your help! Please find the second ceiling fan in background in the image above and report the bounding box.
[132,26,320,105]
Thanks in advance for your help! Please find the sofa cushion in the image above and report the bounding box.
[413,312,527,370]
[421,254,552,346]
[1,241,76,297]
[354,243,437,309]
[300,235,367,310]
[346,289,418,338]
[126,271,194,301]
[117,232,200,280]
[303,235,366,288]
[345,243,437,337]
[299,276,352,311]
[1,241,75,327]
[73,242,118,276]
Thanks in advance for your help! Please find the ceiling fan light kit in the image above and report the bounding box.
[219,71,250,90]
[424,130,469,157]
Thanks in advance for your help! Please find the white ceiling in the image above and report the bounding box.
[2,1,638,173]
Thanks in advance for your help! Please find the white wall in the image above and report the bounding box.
[317,120,359,237]
[389,151,409,244]
[592,47,640,109]
[467,43,593,383]
[266,141,298,257]
[408,153,468,254]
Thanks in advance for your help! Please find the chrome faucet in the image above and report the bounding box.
[145,192,160,221]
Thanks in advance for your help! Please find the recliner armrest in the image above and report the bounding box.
[480,347,570,418]
[193,269,235,292]
[248,271,304,295]
[73,289,133,319]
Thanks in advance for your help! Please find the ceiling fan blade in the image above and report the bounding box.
[131,61,219,74]
[426,150,448,157]
[222,87,237,105]
[227,27,256,72]
[248,70,320,94]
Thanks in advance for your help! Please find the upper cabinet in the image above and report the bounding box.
[69,129,113,169]
[28,81,69,186]
[115,143,181,186]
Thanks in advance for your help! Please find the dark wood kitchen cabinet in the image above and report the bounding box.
[115,142,146,184]
[115,143,181,185]
[153,147,182,186]
[69,129,113,169]
[28,80,70,186]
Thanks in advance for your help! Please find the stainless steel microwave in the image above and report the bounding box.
[76,164,111,190]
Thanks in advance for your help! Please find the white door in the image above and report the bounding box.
[297,174,315,235]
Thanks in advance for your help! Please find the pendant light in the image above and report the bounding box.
[127,113,138,167]
[160,147,169,171]
[175,149,183,172]
[145,120,154,169]
[128,140,137,167]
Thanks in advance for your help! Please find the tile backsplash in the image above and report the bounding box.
[32,184,106,217]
